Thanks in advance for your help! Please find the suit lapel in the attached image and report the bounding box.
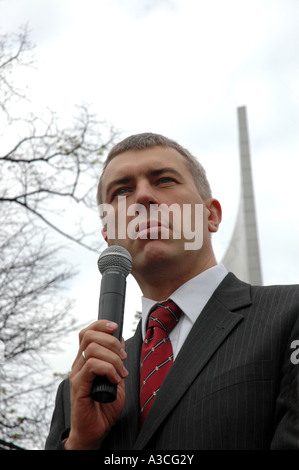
[133,273,251,449]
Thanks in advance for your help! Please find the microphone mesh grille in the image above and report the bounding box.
[97,246,132,276]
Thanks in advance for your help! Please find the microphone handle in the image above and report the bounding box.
[90,270,126,403]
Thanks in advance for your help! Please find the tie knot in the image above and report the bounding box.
[148,300,181,334]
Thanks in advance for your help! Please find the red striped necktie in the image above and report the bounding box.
[139,299,181,426]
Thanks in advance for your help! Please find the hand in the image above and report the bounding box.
[64,320,128,450]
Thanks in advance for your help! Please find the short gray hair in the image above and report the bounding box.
[97,132,212,205]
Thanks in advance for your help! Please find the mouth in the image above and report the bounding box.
[135,219,170,239]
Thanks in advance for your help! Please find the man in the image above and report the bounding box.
[46,133,299,450]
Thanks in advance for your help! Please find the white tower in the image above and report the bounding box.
[221,106,262,285]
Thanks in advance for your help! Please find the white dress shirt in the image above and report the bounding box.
[141,264,228,359]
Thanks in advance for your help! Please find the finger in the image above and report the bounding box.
[73,320,120,365]
[72,329,127,379]
[82,341,128,378]
[78,320,119,345]
[70,358,125,398]
[119,337,127,361]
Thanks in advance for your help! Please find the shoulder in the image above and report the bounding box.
[219,272,299,327]
[224,271,299,301]
[250,281,299,307]
[229,274,299,338]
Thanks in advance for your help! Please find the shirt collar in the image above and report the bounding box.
[141,264,228,338]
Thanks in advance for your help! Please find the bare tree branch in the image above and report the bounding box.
[0,26,118,448]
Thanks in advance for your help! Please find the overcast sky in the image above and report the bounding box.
[1,0,298,370]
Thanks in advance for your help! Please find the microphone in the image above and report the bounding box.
[90,245,132,403]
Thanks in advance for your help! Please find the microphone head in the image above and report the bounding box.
[97,245,132,277]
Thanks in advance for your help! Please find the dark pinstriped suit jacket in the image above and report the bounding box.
[45,273,299,450]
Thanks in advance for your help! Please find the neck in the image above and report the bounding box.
[135,252,218,301]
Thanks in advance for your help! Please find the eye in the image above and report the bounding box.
[111,187,130,200]
[156,176,176,185]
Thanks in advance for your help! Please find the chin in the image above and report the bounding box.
[139,239,178,263]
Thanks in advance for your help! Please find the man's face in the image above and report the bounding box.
[101,146,219,279]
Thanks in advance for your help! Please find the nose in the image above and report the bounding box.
[134,179,157,208]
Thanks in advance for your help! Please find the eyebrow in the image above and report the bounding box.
[105,167,182,199]
[150,167,181,178]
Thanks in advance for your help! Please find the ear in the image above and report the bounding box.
[101,228,110,246]
[205,198,222,233]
